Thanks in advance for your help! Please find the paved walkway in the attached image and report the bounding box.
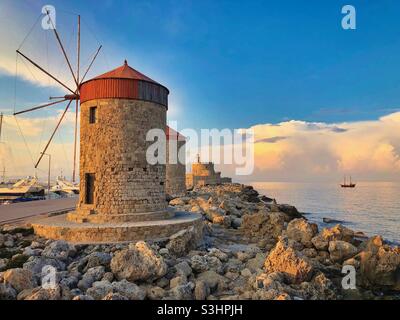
[0,197,78,224]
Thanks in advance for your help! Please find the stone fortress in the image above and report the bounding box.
[186,155,232,189]
[32,61,202,243]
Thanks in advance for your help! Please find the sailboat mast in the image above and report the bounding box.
[72,15,80,183]
[0,112,3,143]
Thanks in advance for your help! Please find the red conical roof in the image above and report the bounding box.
[93,60,159,84]
[79,60,169,107]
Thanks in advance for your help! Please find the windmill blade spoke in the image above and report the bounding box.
[44,11,79,88]
[17,50,75,94]
[13,99,67,116]
[35,100,72,168]
[80,45,102,84]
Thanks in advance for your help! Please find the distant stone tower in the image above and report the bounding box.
[70,60,170,223]
[166,126,186,197]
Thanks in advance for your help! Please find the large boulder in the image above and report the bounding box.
[286,218,318,248]
[328,240,358,263]
[356,236,400,291]
[311,225,355,251]
[264,238,315,284]
[3,268,36,293]
[0,283,17,300]
[241,211,285,241]
[111,279,146,300]
[111,241,167,282]
[166,226,203,257]
[41,240,76,261]
[18,285,61,300]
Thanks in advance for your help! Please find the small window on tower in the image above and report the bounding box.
[89,106,97,124]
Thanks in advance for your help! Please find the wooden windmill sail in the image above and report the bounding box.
[13,10,102,182]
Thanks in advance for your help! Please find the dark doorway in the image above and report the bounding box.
[85,173,95,204]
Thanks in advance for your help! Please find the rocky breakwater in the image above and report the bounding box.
[0,183,399,300]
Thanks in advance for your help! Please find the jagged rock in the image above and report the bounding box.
[174,261,192,277]
[41,241,76,261]
[166,226,203,257]
[241,211,285,241]
[83,252,112,271]
[311,224,355,251]
[112,279,146,300]
[3,268,36,293]
[170,276,187,288]
[169,282,194,300]
[196,271,228,293]
[18,285,61,300]
[328,240,358,263]
[194,280,209,300]
[72,294,94,300]
[102,292,129,300]
[23,256,66,274]
[0,283,17,300]
[78,266,105,291]
[147,286,166,300]
[355,236,400,291]
[264,238,314,284]
[190,255,208,273]
[208,248,229,262]
[286,218,318,248]
[231,217,243,229]
[277,204,302,220]
[86,280,113,300]
[111,241,167,282]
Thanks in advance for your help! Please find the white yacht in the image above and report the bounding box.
[50,175,79,196]
[0,176,45,203]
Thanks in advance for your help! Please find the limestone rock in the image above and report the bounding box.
[102,292,129,300]
[174,261,192,277]
[286,218,318,247]
[356,236,400,291]
[328,240,358,263]
[147,286,166,300]
[194,280,210,300]
[23,256,66,275]
[111,241,167,282]
[196,270,228,293]
[41,240,76,261]
[169,282,194,300]
[86,280,113,300]
[241,211,285,241]
[18,285,61,300]
[264,238,314,284]
[3,268,36,293]
[0,283,17,300]
[78,266,105,291]
[311,224,355,251]
[112,279,146,300]
[190,255,208,273]
[166,226,203,257]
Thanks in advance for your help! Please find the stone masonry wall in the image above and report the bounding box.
[75,98,167,221]
[166,140,186,197]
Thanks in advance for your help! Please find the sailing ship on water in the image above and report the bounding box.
[341,175,356,188]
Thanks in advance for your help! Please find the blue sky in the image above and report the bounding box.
[1,0,400,130]
[1,0,400,181]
